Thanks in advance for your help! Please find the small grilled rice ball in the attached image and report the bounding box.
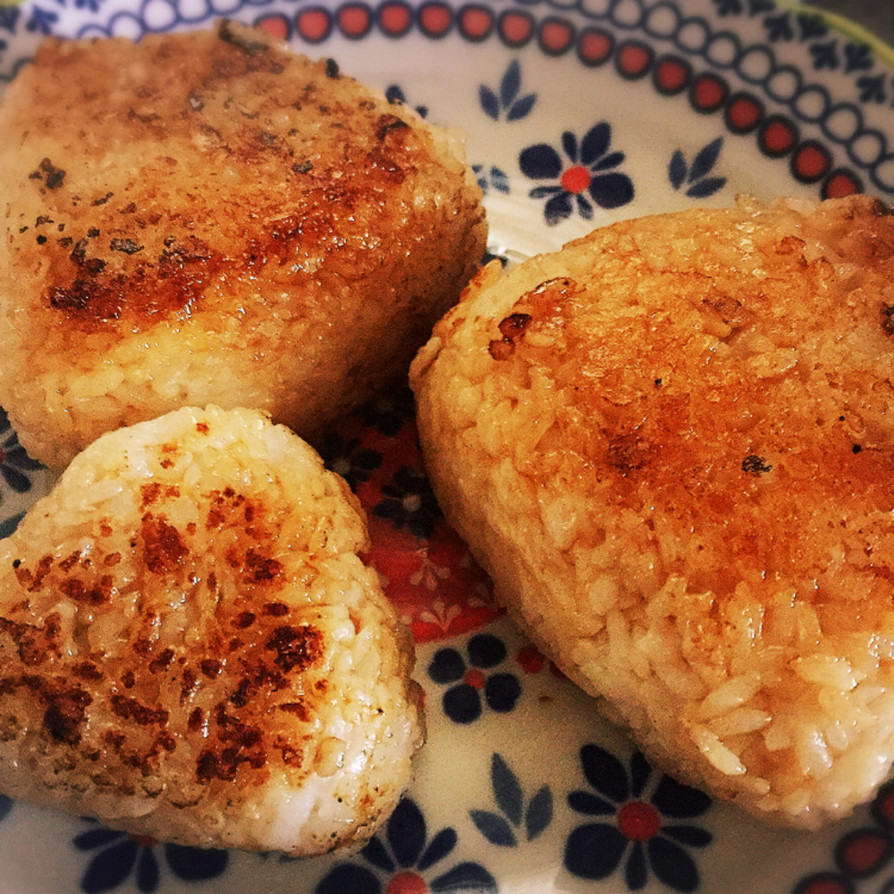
[411,195,894,829]
[0,405,423,855]
[0,21,486,470]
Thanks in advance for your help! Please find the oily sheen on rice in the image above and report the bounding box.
[0,21,486,469]
[411,195,894,829]
[0,406,423,855]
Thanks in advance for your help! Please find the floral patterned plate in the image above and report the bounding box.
[1,0,893,892]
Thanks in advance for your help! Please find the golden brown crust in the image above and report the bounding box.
[0,406,423,853]
[411,195,894,827]
[0,22,486,467]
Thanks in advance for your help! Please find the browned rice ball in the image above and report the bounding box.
[0,405,423,854]
[411,195,894,829]
[0,21,486,469]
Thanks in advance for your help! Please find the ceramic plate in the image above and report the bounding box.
[1,0,893,891]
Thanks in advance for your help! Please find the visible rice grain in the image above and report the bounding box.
[0,406,423,854]
[0,24,486,469]
[412,195,894,828]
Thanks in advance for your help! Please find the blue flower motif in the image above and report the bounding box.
[520,123,634,226]
[809,39,839,71]
[470,753,552,847]
[428,632,521,724]
[315,797,497,894]
[472,164,510,195]
[480,60,536,121]
[564,746,713,892]
[668,137,727,198]
[0,795,13,822]
[0,408,42,495]
[320,432,382,491]
[385,84,428,119]
[357,385,417,436]
[73,825,228,894]
[710,0,743,15]
[374,464,442,539]
[856,73,887,105]
[843,42,874,73]
[26,4,58,34]
[0,6,20,33]
[763,12,795,42]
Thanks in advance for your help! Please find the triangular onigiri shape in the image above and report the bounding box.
[0,405,423,855]
[411,194,894,830]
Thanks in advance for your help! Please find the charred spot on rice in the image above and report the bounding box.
[0,406,424,855]
[0,22,486,469]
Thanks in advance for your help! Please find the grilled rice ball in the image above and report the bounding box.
[411,195,894,829]
[0,405,423,855]
[0,21,486,469]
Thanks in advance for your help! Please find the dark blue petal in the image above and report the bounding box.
[407,511,437,540]
[468,633,507,669]
[164,843,228,881]
[500,59,521,106]
[80,840,139,894]
[651,775,712,819]
[625,841,649,890]
[579,744,630,803]
[662,824,713,847]
[443,684,482,724]
[479,84,499,121]
[417,827,457,871]
[1,463,32,493]
[359,834,394,872]
[484,673,521,713]
[544,193,573,227]
[525,787,553,840]
[519,143,563,179]
[580,122,611,165]
[387,798,427,867]
[428,648,466,684]
[591,150,625,172]
[431,862,498,892]
[688,137,724,181]
[0,512,24,539]
[491,753,523,826]
[575,194,594,220]
[686,177,727,198]
[562,131,579,162]
[564,822,628,880]
[373,500,404,523]
[589,172,635,209]
[136,848,160,893]
[489,167,510,193]
[470,810,517,847]
[5,445,42,470]
[385,85,407,104]
[568,790,617,816]
[0,795,12,822]
[508,94,536,121]
[648,836,701,893]
[630,752,652,798]
[314,862,383,894]
[669,150,687,189]
[73,827,128,851]
[529,185,563,199]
